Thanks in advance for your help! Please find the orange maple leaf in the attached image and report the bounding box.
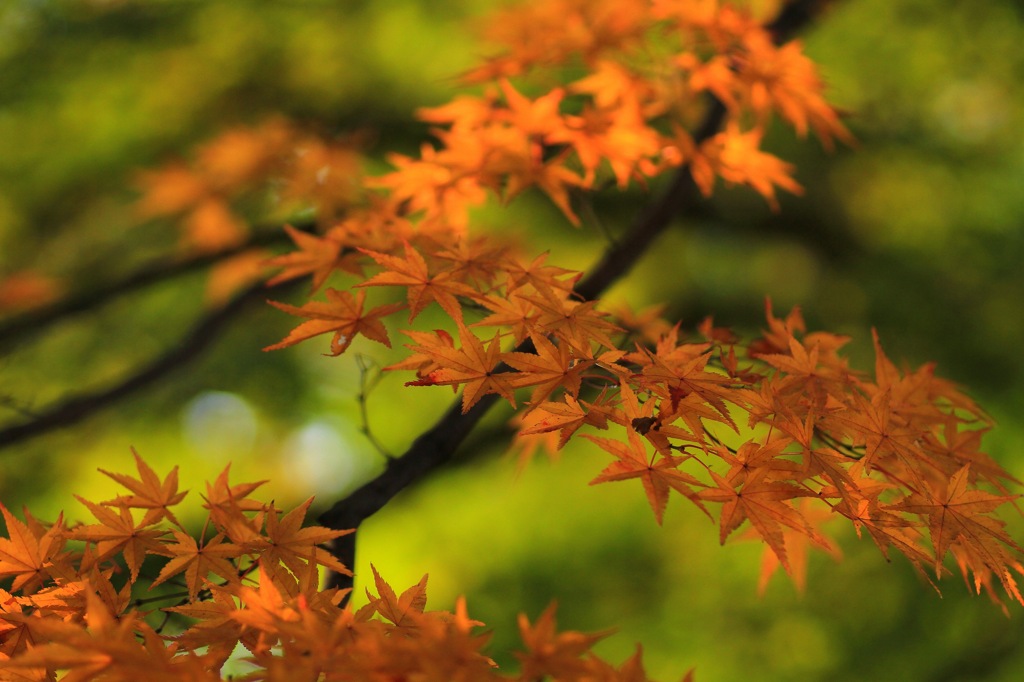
[525,291,621,353]
[472,291,542,344]
[584,430,705,525]
[358,241,474,322]
[0,505,67,594]
[498,79,567,138]
[264,225,345,292]
[69,499,167,581]
[259,498,353,580]
[264,288,403,356]
[405,324,518,413]
[367,143,488,230]
[430,237,508,291]
[202,463,268,514]
[825,392,922,472]
[518,394,608,449]
[358,565,429,630]
[98,448,187,528]
[750,498,842,595]
[166,586,251,665]
[181,197,248,252]
[501,251,579,295]
[230,563,293,654]
[887,465,1023,591]
[638,344,736,424]
[502,333,592,405]
[691,123,803,210]
[384,328,456,381]
[149,531,243,599]
[738,32,853,149]
[829,474,934,574]
[0,590,152,681]
[517,603,610,682]
[505,154,586,225]
[699,469,822,574]
[556,102,661,188]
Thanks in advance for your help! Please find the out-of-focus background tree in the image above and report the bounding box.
[1,0,1023,679]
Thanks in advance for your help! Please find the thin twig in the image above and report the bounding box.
[578,193,617,249]
[355,354,393,459]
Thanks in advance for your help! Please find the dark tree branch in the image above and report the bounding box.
[0,278,281,449]
[576,99,726,302]
[766,0,838,43]
[0,222,312,350]
[317,0,834,594]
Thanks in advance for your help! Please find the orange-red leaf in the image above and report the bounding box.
[584,430,705,524]
[99,448,187,527]
[405,324,518,413]
[264,288,403,356]
[264,225,345,292]
[150,531,243,599]
[361,565,429,629]
[358,241,474,322]
[699,469,821,574]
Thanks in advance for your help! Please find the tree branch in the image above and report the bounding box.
[317,0,835,593]
[0,278,280,449]
[0,222,311,350]
[766,0,838,43]
[317,100,724,569]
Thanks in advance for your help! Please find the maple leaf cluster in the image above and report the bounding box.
[130,118,366,305]
[376,0,850,225]
[136,118,362,253]
[251,0,1024,609]
[259,0,853,361]
[17,0,1019,678]
[138,0,846,250]
[0,452,657,681]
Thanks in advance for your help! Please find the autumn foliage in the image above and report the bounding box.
[1,1,1022,680]
[1,453,644,681]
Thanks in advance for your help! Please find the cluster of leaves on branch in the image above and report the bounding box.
[255,0,1023,608]
[3,0,1023,680]
[137,117,361,252]
[0,454,646,681]
[132,118,363,305]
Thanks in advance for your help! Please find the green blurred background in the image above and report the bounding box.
[2,0,1024,679]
